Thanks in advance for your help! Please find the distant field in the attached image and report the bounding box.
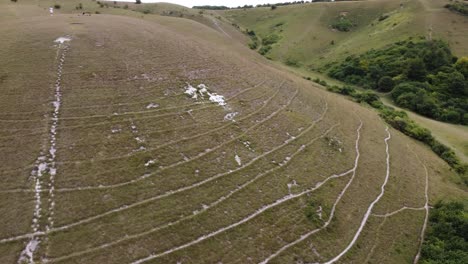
[0,1,466,264]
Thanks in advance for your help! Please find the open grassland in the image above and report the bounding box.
[0,1,466,264]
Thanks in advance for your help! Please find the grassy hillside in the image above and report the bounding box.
[222,0,468,68]
[0,1,466,264]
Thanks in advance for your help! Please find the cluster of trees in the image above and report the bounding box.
[327,40,468,124]
[421,201,468,263]
[312,77,467,176]
[193,6,230,10]
[445,0,468,16]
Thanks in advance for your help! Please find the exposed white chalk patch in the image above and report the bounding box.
[54,37,71,44]
[18,37,70,264]
[146,103,159,109]
[184,84,198,99]
[224,112,238,121]
[317,206,323,220]
[18,238,39,264]
[111,128,121,134]
[235,155,242,166]
[144,160,156,167]
[207,92,226,106]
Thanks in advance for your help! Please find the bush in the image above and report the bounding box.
[331,17,355,32]
[54,4,61,9]
[11,0,18,3]
[271,5,277,10]
[421,201,468,263]
[258,45,272,55]
[262,34,280,46]
[135,0,141,4]
[248,41,257,50]
[285,57,300,67]
[76,3,83,10]
[378,76,395,92]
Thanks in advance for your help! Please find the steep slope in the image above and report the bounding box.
[0,1,465,264]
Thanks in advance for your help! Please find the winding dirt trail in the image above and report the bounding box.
[259,120,363,264]
[46,123,337,263]
[130,121,363,264]
[322,127,391,264]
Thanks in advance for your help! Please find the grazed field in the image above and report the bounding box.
[0,1,466,264]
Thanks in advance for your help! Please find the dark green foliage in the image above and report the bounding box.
[445,1,468,16]
[258,45,272,55]
[285,57,300,67]
[193,6,229,10]
[248,41,257,50]
[135,0,141,4]
[271,5,277,10]
[262,34,280,46]
[378,76,395,92]
[54,4,61,9]
[327,40,468,124]
[406,58,427,81]
[11,0,18,3]
[421,201,468,263]
[331,16,355,32]
[378,14,389,21]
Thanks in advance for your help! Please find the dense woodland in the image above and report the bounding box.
[326,40,468,124]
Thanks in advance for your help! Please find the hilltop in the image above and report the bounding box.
[0,1,466,264]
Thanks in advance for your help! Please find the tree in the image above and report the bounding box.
[455,56,468,78]
[271,5,277,10]
[406,58,427,81]
[135,0,141,4]
[378,76,395,92]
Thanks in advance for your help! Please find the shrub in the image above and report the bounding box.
[262,34,280,46]
[258,45,272,55]
[248,41,257,50]
[331,17,355,32]
[123,4,128,9]
[54,4,61,9]
[76,3,83,10]
[11,0,18,3]
[378,76,395,92]
[135,0,141,4]
[421,201,468,263]
[271,5,277,10]
[285,57,300,67]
